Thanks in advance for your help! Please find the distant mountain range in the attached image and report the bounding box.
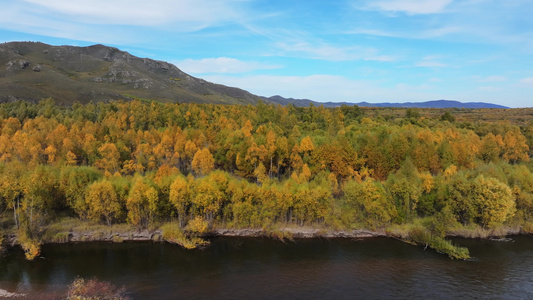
[0,42,508,109]
[264,96,509,109]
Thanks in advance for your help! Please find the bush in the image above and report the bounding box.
[161,222,208,249]
[187,216,209,235]
[407,225,470,260]
[67,277,129,300]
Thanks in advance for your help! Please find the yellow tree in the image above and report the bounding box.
[169,175,190,226]
[480,133,504,163]
[44,145,57,164]
[86,180,121,225]
[299,136,314,164]
[253,162,268,184]
[502,129,530,163]
[66,151,77,165]
[343,179,396,228]
[126,177,159,228]
[96,143,120,173]
[299,163,312,183]
[472,175,515,228]
[191,148,215,176]
[266,129,277,178]
[183,140,198,172]
[191,171,228,221]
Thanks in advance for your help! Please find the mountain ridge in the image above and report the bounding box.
[0,41,264,105]
[263,95,508,109]
[1,41,509,109]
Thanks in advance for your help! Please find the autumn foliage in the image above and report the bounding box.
[0,99,532,257]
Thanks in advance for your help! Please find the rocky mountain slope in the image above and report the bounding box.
[0,41,263,105]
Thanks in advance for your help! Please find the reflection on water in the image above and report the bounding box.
[0,236,532,299]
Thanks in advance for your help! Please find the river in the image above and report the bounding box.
[0,236,532,299]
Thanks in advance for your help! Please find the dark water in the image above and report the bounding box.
[1,236,532,299]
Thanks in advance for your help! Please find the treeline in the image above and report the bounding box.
[0,99,532,258]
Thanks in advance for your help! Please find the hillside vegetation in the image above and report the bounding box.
[0,42,262,105]
[0,99,532,259]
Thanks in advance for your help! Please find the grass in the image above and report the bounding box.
[447,224,521,238]
[387,221,470,260]
[407,226,470,260]
[161,222,209,249]
[42,217,139,243]
[267,229,294,242]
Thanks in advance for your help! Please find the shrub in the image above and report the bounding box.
[407,225,470,260]
[67,277,129,300]
[161,222,208,249]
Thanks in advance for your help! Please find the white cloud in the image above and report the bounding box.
[421,26,462,38]
[476,76,506,82]
[200,74,446,102]
[478,86,501,92]
[19,0,239,27]
[0,0,247,44]
[275,41,395,62]
[176,57,281,74]
[364,56,396,62]
[520,77,533,85]
[415,55,448,67]
[415,61,448,67]
[366,0,454,15]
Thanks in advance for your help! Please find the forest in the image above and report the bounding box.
[0,99,532,259]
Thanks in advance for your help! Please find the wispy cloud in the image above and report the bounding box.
[478,86,501,92]
[0,0,249,45]
[176,57,281,74]
[520,77,533,85]
[275,40,394,62]
[415,55,448,67]
[364,0,454,15]
[19,0,240,27]
[200,74,446,102]
[475,76,506,82]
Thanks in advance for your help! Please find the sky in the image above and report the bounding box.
[1,0,532,107]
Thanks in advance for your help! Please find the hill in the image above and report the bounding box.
[0,41,263,105]
[0,41,509,108]
[265,96,508,109]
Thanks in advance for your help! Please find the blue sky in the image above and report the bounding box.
[1,0,532,107]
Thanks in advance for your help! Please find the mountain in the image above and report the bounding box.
[0,41,263,105]
[0,41,510,109]
[265,96,508,109]
[355,100,508,109]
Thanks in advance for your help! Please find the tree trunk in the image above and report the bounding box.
[13,202,19,229]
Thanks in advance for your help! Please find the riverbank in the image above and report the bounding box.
[4,226,386,246]
[2,218,530,261]
[2,219,526,247]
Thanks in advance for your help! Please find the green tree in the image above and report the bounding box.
[59,166,102,219]
[343,179,396,228]
[385,159,422,221]
[440,111,455,122]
